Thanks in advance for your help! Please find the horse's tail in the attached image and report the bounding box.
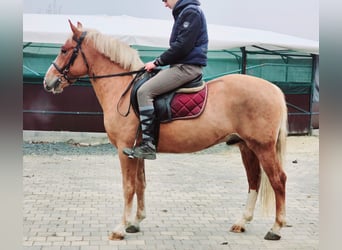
[259,100,288,215]
[277,102,288,170]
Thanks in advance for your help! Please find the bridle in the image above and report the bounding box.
[51,31,145,87]
[50,30,149,117]
[52,31,90,85]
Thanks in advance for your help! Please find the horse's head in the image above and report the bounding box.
[43,20,90,94]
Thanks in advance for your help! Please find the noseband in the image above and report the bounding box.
[52,31,90,86]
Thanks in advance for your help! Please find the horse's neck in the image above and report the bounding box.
[89,61,132,115]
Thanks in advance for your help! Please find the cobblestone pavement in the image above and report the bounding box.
[23,135,319,250]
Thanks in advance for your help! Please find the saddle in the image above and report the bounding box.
[130,69,208,123]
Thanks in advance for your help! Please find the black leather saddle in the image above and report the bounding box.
[130,69,204,123]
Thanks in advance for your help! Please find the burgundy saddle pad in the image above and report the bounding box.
[169,85,208,121]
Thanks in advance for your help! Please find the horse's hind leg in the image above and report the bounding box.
[257,147,287,240]
[231,142,261,233]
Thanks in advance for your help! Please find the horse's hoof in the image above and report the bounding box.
[230,225,245,233]
[126,225,140,233]
[264,230,281,240]
[108,232,125,240]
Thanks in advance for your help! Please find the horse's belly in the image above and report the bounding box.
[157,125,228,153]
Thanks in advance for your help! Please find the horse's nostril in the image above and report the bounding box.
[43,81,53,91]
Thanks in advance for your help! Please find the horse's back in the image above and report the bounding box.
[207,74,286,114]
[205,74,286,140]
[209,74,284,100]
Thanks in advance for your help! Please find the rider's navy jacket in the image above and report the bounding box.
[155,0,208,67]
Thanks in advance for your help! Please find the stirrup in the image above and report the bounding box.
[123,147,135,159]
[132,142,156,160]
[123,126,141,159]
[123,147,156,160]
[123,142,156,160]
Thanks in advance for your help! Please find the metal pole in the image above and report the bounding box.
[240,47,247,74]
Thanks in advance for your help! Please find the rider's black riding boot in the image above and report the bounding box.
[124,107,157,160]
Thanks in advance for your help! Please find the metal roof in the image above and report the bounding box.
[23,14,318,54]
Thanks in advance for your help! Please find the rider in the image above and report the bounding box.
[124,0,208,160]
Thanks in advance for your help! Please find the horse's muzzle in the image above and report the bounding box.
[43,80,52,91]
[43,78,61,93]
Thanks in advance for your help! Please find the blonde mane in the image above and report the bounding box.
[83,28,144,71]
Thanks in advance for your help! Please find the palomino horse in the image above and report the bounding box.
[43,21,288,241]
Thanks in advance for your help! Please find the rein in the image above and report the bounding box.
[51,30,146,84]
[52,30,147,117]
[68,69,145,82]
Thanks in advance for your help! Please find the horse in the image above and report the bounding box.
[43,20,288,241]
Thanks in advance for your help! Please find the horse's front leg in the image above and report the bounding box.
[109,153,143,240]
[126,158,146,233]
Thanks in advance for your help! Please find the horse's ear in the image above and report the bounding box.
[77,21,83,29]
[68,19,81,36]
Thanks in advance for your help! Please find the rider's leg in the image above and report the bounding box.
[123,64,202,160]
